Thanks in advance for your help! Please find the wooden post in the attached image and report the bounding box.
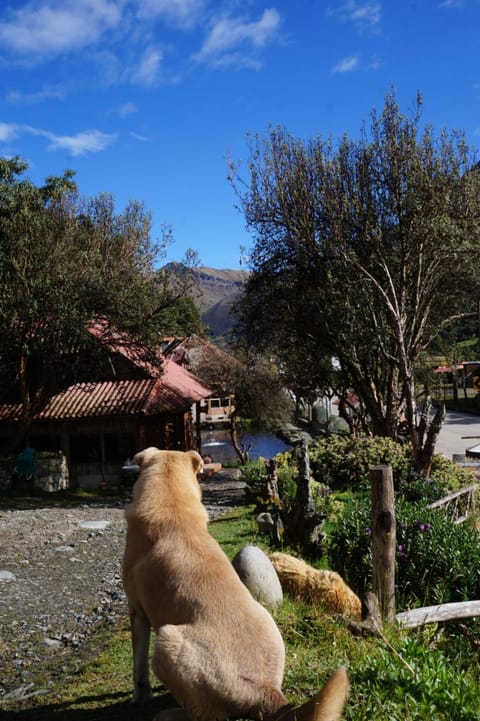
[370,465,396,623]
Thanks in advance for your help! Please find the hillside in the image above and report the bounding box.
[192,267,248,337]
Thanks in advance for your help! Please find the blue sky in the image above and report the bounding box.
[0,0,479,269]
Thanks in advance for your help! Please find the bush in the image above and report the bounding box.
[308,436,411,490]
[328,493,372,596]
[429,454,476,493]
[395,497,480,607]
[241,453,297,511]
[328,493,480,608]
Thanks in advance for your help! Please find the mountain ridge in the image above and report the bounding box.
[191,266,248,337]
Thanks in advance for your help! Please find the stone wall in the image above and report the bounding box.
[0,452,69,492]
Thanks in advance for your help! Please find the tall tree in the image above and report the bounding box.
[231,93,480,474]
[0,157,197,449]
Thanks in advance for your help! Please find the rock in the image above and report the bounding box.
[79,520,111,530]
[0,570,16,582]
[232,545,283,609]
[55,545,75,553]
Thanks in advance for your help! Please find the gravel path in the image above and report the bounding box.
[0,469,246,704]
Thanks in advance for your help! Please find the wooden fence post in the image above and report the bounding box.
[370,465,396,623]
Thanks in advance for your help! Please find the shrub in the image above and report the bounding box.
[241,459,268,495]
[429,454,476,493]
[308,436,411,491]
[241,454,297,511]
[328,494,480,608]
[395,497,480,607]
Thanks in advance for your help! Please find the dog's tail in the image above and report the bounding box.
[268,667,349,721]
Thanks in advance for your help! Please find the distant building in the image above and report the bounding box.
[0,322,211,487]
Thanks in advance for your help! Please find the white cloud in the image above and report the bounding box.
[43,128,118,155]
[0,0,123,58]
[327,2,381,29]
[130,46,163,86]
[7,85,66,105]
[0,121,117,156]
[118,102,138,117]
[130,130,150,141]
[136,0,206,28]
[331,55,359,74]
[195,8,281,68]
[0,122,19,142]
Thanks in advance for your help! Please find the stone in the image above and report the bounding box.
[0,570,16,583]
[232,545,283,609]
[79,520,110,530]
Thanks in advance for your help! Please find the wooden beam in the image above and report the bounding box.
[396,600,480,629]
[370,465,396,623]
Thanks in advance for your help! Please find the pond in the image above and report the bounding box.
[200,428,292,464]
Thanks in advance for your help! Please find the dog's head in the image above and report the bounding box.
[134,447,203,475]
[131,448,205,512]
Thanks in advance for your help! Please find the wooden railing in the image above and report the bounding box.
[428,483,479,524]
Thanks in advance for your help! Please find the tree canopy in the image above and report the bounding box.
[0,157,198,447]
[231,92,480,474]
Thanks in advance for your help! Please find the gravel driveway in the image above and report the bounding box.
[0,469,246,704]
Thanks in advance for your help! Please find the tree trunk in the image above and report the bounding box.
[229,414,251,464]
[412,402,445,477]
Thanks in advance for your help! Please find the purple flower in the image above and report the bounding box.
[414,520,431,531]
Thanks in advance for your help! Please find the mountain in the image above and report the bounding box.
[191,267,248,337]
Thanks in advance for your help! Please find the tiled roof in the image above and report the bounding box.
[38,379,159,419]
[0,360,211,422]
[88,318,162,378]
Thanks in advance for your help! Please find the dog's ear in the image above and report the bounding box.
[186,450,203,475]
[134,447,160,468]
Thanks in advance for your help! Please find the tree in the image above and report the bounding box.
[190,341,292,464]
[231,93,480,475]
[0,157,198,450]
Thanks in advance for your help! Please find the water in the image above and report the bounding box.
[200,428,292,463]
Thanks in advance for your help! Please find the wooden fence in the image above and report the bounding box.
[428,483,479,524]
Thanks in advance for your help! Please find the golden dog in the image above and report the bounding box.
[122,448,349,721]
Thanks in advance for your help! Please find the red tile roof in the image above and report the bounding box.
[0,359,211,422]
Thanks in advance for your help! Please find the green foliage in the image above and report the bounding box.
[308,435,411,490]
[328,492,480,607]
[241,459,269,495]
[395,497,480,607]
[156,296,206,336]
[328,493,372,596]
[349,635,480,721]
[429,453,476,492]
[241,454,297,512]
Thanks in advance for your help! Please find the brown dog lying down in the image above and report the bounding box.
[122,448,349,721]
[269,552,362,620]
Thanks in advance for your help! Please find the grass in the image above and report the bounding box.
[2,504,479,721]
